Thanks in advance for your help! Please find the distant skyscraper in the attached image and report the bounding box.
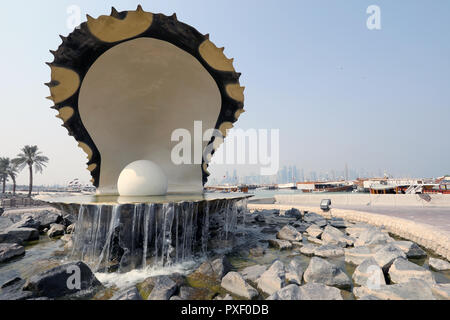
[293,165,298,182]
[287,166,293,183]
[232,169,238,184]
[281,166,288,183]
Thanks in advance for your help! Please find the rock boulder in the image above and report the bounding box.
[221,272,258,299]
[303,257,351,290]
[276,225,302,241]
[256,260,286,295]
[24,261,102,298]
[0,243,25,263]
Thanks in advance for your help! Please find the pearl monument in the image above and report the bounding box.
[38,6,249,272]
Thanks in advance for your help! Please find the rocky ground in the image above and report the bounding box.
[0,207,449,300]
[0,207,75,264]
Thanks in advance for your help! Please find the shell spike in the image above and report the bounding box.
[136,4,144,12]
[110,7,120,17]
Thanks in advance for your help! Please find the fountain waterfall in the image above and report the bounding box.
[67,198,248,273]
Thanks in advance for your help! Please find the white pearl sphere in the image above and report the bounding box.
[117,160,168,196]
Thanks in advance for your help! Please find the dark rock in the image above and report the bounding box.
[3,210,62,230]
[268,209,280,215]
[254,214,266,223]
[1,277,22,289]
[8,216,41,230]
[284,208,302,219]
[261,227,278,234]
[303,212,327,227]
[147,276,178,300]
[0,277,33,300]
[0,243,25,263]
[47,224,66,238]
[293,222,311,233]
[329,217,350,228]
[62,214,75,227]
[194,256,232,280]
[0,227,39,244]
[23,261,102,298]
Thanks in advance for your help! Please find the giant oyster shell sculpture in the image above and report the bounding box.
[46,6,244,195]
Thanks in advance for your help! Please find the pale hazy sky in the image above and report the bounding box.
[1,0,449,186]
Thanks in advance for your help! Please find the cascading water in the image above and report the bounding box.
[68,198,248,274]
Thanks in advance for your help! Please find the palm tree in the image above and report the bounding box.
[12,146,49,197]
[0,157,10,194]
[7,163,19,195]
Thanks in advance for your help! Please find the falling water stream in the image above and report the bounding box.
[69,198,247,281]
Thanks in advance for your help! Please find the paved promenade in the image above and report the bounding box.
[332,205,450,234]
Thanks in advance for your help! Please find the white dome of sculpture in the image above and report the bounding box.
[117,160,168,196]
